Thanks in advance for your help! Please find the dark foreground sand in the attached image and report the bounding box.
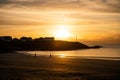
[0,53,120,80]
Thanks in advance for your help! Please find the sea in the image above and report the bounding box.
[18,47,120,60]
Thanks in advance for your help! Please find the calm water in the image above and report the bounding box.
[19,47,120,60]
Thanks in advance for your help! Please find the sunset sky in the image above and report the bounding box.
[0,0,120,45]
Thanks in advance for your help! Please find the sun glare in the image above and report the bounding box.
[54,25,71,39]
[59,54,66,58]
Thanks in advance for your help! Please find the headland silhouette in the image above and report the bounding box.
[0,36,102,52]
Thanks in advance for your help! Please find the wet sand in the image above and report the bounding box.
[0,53,120,80]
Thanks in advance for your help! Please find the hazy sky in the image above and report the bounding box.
[0,0,120,45]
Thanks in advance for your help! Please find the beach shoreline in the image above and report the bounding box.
[0,52,120,80]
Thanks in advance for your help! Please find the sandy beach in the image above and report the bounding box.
[0,53,120,80]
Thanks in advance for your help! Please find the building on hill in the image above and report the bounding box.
[0,36,12,42]
[44,37,54,41]
[20,37,32,42]
[34,37,54,41]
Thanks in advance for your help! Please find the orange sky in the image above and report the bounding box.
[0,0,120,45]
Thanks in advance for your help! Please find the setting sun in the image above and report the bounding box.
[54,26,71,39]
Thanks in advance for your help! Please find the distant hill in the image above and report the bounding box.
[0,36,101,52]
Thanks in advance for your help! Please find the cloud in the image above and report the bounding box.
[0,0,120,13]
[0,0,120,25]
[0,0,9,4]
[8,0,35,2]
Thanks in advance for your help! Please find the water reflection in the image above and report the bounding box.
[18,47,120,60]
[59,54,66,58]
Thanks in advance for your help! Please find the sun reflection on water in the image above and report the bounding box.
[59,54,66,58]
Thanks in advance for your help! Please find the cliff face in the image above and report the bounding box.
[0,40,89,51]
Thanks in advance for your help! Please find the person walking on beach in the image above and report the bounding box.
[49,53,52,58]
[34,53,37,58]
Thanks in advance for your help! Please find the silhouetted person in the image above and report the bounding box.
[49,53,52,58]
[34,53,37,58]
